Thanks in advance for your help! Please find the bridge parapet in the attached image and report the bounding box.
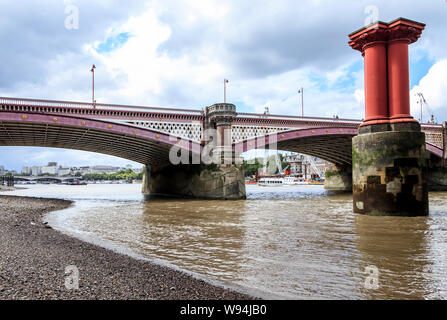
[1,96,445,156]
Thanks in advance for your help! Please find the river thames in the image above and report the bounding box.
[4,184,447,299]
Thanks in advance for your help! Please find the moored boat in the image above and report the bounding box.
[258,177,284,187]
[283,176,308,185]
[308,179,325,185]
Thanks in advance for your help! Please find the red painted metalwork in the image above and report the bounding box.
[0,111,202,154]
[234,127,358,153]
[349,18,425,126]
[426,142,444,158]
[0,95,444,165]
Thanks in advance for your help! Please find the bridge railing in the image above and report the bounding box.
[236,112,363,124]
[0,96,204,116]
[1,96,444,131]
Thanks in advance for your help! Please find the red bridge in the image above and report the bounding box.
[0,96,444,166]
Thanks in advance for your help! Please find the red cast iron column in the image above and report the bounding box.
[387,19,425,123]
[349,23,389,126]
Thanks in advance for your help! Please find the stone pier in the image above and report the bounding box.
[324,165,352,191]
[352,124,428,215]
[142,163,246,200]
[428,167,447,191]
[349,18,428,216]
[142,102,246,200]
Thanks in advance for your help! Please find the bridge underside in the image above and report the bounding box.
[275,135,353,165]
[235,127,358,166]
[236,127,443,166]
[0,113,187,165]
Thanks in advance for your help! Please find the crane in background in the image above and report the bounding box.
[416,92,436,124]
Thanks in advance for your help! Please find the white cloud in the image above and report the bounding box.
[410,59,447,122]
[354,89,364,105]
[2,1,447,169]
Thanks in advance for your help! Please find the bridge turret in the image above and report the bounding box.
[204,103,238,164]
[205,103,237,146]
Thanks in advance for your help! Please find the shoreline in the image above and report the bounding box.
[0,194,256,300]
[0,186,26,192]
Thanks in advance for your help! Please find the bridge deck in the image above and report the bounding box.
[0,97,444,165]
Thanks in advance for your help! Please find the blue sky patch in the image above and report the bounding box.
[410,50,434,88]
[97,32,131,53]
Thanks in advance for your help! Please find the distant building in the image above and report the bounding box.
[0,166,5,175]
[22,166,32,175]
[57,167,71,176]
[284,154,305,175]
[88,165,120,174]
[284,153,330,179]
[41,165,58,175]
[132,167,143,174]
[31,166,42,176]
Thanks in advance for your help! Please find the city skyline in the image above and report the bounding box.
[0,155,142,173]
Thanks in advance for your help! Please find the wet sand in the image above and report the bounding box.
[0,195,255,300]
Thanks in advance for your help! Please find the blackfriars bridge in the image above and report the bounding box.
[0,96,444,165]
[0,95,445,201]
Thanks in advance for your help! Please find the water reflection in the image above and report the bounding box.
[354,214,431,299]
[140,199,247,282]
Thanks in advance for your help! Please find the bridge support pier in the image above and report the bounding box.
[428,167,447,191]
[349,18,428,216]
[324,165,352,191]
[352,124,428,216]
[142,163,246,200]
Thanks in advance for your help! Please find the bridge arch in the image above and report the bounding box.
[0,112,202,165]
[234,127,443,166]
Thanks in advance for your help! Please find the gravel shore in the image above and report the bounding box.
[0,195,255,300]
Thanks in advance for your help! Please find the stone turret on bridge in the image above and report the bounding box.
[204,103,238,163]
[142,102,246,200]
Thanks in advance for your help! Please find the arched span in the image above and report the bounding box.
[234,127,443,166]
[0,112,202,165]
[426,142,444,158]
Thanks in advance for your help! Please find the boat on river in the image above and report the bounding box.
[308,179,325,185]
[67,180,87,186]
[258,177,284,187]
[283,176,308,185]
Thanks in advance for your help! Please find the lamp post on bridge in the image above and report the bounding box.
[298,87,304,117]
[224,79,229,104]
[91,64,96,108]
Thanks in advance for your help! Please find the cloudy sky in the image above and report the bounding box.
[1,0,447,171]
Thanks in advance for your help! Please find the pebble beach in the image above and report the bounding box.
[0,195,255,300]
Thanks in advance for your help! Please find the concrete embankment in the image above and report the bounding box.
[0,195,254,300]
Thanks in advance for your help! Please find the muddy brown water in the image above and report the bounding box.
[5,184,447,299]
